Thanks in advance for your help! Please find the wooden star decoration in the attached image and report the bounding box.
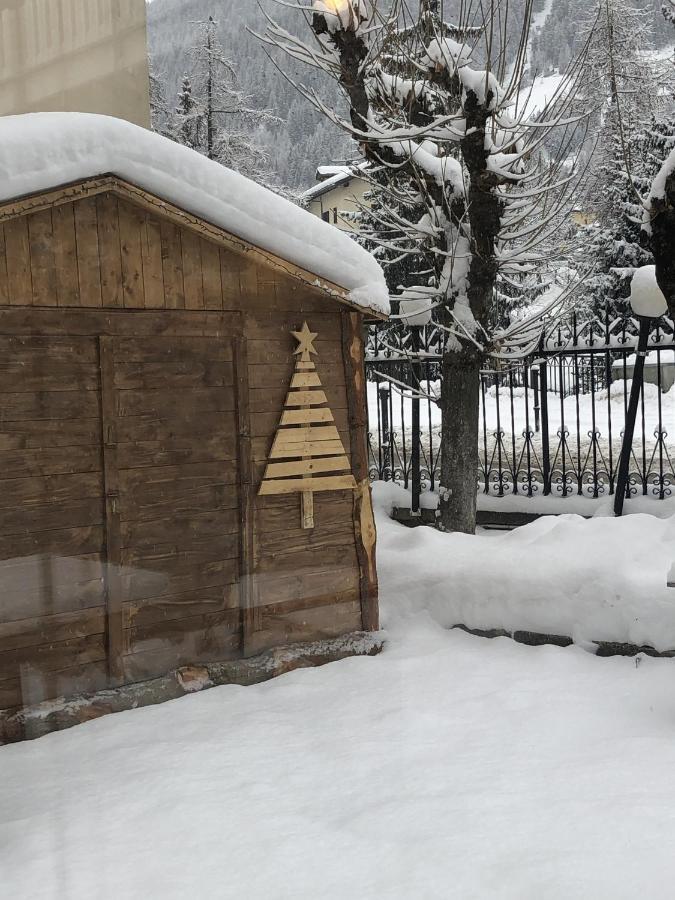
[292,321,318,362]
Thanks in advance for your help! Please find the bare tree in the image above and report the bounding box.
[259,0,589,533]
[169,16,279,183]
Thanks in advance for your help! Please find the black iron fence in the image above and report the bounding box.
[365,311,675,509]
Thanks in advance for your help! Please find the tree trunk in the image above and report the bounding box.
[438,345,482,534]
[650,170,675,317]
[207,19,214,160]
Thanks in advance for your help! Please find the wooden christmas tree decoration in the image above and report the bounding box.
[259,322,357,529]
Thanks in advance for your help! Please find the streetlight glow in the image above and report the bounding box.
[324,0,350,11]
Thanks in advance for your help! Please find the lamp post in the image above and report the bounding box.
[399,298,432,517]
[614,267,668,516]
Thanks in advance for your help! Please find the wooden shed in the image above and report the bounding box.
[0,114,388,740]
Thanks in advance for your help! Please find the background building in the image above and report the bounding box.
[303,164,369,233]
[0,0,150,126]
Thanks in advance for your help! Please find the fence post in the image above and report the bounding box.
[539,353,551,495]
[378,383,391,481]
[614,317,651,516]
[411,326,421,516]
[532,367,540,433]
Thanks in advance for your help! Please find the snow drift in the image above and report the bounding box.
[374,482,675,651]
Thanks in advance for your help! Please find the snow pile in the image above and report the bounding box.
[302,161,369,201]
[374,482,675,651]
[421,37,501,110]
[423,36,472,72]
[0,113,390,316]
[612,350,675,370]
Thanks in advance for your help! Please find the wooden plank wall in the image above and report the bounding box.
[242,266,364,654]
[0,191,375,715]
[0,194,241,312]
[0,336,107,711]
[114,335,242,682]
[0,318,245,713]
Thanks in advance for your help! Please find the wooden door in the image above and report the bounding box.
[108,335,242,683]
[0,325,243,712]
[0,335,107,711]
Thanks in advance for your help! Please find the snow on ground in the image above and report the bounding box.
[0,113,389,316]
[4,502,675,898]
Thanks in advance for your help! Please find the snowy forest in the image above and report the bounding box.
[146,0,669,189]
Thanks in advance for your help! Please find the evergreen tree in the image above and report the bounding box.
[584,114,675,315]
[173,75,200,149]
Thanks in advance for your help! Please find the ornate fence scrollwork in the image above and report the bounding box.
[365,312,675,508]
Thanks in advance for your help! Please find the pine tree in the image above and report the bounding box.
[173,75,200,149]
[578,0,664,212]
[149,69,171,139]
[584,114,675,315]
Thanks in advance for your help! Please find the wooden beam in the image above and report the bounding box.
[99,336,125,685]
[290,372,322,388]
[341,310,379,632]
[269,439,346,460]
[258,474,357,495]
[280,407,334,426]
[0,307,242,338]
[264,456,351,479]
[234,336,259,656]
[285,389,328,407]
[273,425,341,446]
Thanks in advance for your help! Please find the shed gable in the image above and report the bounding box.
[0,191,319,313]
[0,178,378,317]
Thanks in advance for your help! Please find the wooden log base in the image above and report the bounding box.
[0,631,385,745]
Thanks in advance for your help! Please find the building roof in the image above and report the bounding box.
[0,113,389,317]
[302,162,368,202]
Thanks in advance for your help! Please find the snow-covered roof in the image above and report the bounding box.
[302,162,368,201]
[0,113,389,317]
[316,164,352,178]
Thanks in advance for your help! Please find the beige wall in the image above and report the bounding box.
[307,178,370,233]
[0,0,150,127]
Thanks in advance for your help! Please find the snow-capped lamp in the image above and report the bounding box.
[615,266,668,517]
[314,0,359,30]
[629,265,668,320]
